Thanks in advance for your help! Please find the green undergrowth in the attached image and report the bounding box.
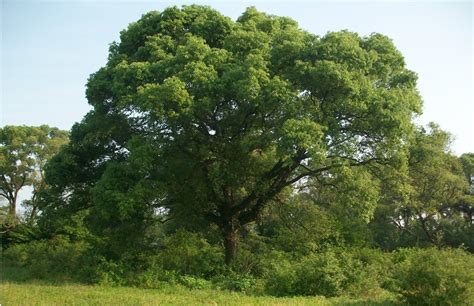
[2,236,473,305]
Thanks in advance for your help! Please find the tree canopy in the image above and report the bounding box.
[41,5,422,263]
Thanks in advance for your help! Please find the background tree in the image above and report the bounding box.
[40,5,421,264]
[459,153,474,223]
[371,124,470,248]
[37,111,132,242]
[0,125,68,222]
[257,165,380,254]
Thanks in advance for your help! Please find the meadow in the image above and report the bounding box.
[0,282,397,306]
[1,264,398,305]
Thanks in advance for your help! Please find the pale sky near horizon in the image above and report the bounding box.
[1,0,473,155]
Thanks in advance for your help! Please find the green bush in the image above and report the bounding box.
[178,275,212,290]
[391,248,474,305]
[91,258,128,286]
[341,248,390,297]
[263,248,389,298]
[130,265,179,288]
[211,272,257,293]
[263,257,297,296]
[2,235,89,282]
[263,249,347,297]
[294,250,346,297]
[156,229,224,277]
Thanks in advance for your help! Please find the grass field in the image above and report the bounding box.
[0,282,398,306]
[0,264,397,305]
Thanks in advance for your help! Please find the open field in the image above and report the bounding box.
[0,282,397,306]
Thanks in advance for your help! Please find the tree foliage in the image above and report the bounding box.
[372,124,472,249]
[392,248,474,305]
[0,125,68,222]
[39,5,422,263]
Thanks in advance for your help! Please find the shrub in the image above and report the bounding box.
[91,258,128,286]
[263,257,297,296]
[2,235,89,282]
[211,272,257,293]
[130,265,179,288]
[391,248,474,305]
[178,275,212,290]
[263,248,390,298]
[156,229,224,277]
[341,248,390,297]
[293,250,346,297]
[263,249,346,297]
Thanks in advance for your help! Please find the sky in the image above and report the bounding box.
[1,0,473,155]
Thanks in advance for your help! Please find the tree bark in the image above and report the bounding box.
[8,193,17,219]
[223,226,238,265]
[417,213,438,246]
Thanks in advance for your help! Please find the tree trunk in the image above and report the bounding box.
[8,194,17,219]
[29,205,38,223]
[224,226,238,265]
[417,213,438,246]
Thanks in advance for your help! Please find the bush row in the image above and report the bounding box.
[3,233,473,304]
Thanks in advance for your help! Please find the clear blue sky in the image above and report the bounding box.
[2,0,473,154]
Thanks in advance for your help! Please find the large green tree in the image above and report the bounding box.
[42,5,421,263]
[0,125,68,222]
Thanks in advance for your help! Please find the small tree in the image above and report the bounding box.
[0,125,68,222]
